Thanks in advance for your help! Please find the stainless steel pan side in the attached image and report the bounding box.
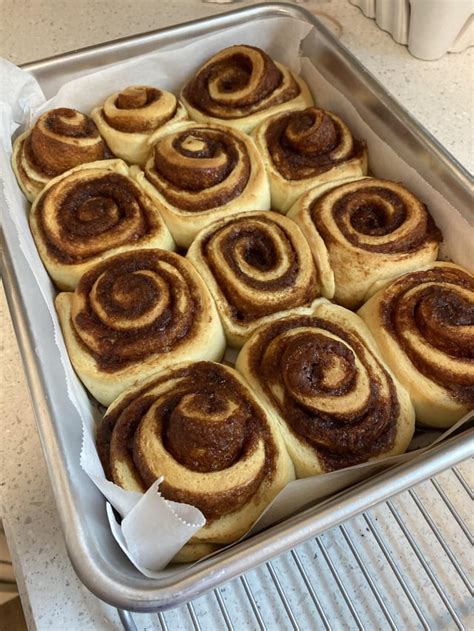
[21,3,318,96]
[2,2,473,612]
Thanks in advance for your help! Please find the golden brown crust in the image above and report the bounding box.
[135,122,271,247]
[145,125,251,212]
[34,167,163,265]
[71,250,206,372]
[103,87,174,132]
[254,108,368,212]
[98,362,274,516]
[181,46,313,134]
[311,180,441,255]
[91,86,189,165]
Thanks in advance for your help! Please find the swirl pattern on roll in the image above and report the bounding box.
[188,211,321,347]
[359,263,474,427]
[30,160,174,290]
[253,107,368,212]
[288,177,442,308]
[91,86,188,165]
[12,108,109,201]
[136,123,271,247]
[55,249,225,406]
[148,125,250,210]
[181,45,313,133]
[97,361,294,550]
[266,107,365,180]
[236,303,415,476]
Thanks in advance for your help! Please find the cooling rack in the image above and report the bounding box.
[116,460,473,629]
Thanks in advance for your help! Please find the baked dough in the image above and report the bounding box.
[288,177,442,308]
[30,159,175,290]
[56,249,226,406]
[358,262,474,427]
[187,210,323,347]
[91,85,188,165]
[236,301,415,477]
[97,361,295,558]
[253,107,368,212]
[181,45,313,134]
[12,107,109,201]
[134,122,270,247]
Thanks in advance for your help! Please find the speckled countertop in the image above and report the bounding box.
[0,1,472,629]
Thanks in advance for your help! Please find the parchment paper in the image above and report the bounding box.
[0,16,472,577]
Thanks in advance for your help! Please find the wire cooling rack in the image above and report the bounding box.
[116,459,473,630]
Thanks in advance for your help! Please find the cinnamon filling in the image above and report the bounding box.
[72,250,200,372]
[265,107,365,181]
[145,127,251,212]
[116,87,162,110]
[183,45,300,119]
[104,87,177,133]
[381,266,474,404]
[44,109,97,138]
[22,108,106,177]
[97,362,276,520]
[35,172,154,264]
[311,181,442,253]
[247,315,399,471]
[201,215,319,322]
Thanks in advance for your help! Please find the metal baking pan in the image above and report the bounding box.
[1,2,472,612]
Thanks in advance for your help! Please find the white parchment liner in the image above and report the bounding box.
[0,16,472,577]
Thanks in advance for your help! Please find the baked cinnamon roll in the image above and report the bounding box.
[358,263,474,427]
[91,86,188,165]
[236,301,415,477]
[181,45,313,134]
[288,177,442,309]
[97,361,295,559]
[187,211,322,347]
[30,160,175,290]
[12,108,109,201]
[253,107,368,212]
[55,250,225,406]
[134,123,270,247]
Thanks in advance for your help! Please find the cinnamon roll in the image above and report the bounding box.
[134,123,270,247]
[187,211,323,347]
[288,177,442,309]
[236,301,415,477]
[253,107,368,212]
[181,45,313,134]
[91,86,188,166]
[358,263,474,427]
[12,108,109,202]
[55,250,226,406]
[30,160,175,290]
[97,361,295,558]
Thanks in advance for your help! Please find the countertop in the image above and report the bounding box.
[0,1,472,630]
